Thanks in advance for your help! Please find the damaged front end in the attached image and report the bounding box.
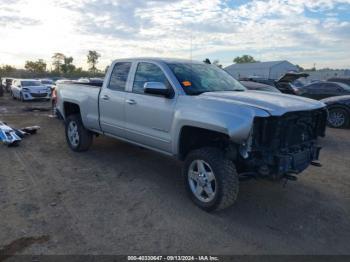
[239,108,327,179]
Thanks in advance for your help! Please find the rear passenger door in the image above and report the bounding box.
[99,62,132,138]
[124,62,177,153]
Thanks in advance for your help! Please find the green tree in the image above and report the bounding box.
[52,53,65,73]
[60,56,76,74]
[233,55,259,64]
[87,50,101,75]
[24,59,47,73]
[0,65,16,75]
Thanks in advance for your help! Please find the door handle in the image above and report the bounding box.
[126,99,136,105]
[102,95,110,100]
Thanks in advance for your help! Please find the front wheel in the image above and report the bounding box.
[183,147,239,212]
[328,108,349,128]
[65,114,93,152]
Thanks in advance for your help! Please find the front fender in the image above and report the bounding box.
[171,96,270,155]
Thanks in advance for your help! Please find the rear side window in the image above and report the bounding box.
[132,62,170,94]
[108,62,131,91]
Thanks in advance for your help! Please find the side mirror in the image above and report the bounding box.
[144,82,171,97]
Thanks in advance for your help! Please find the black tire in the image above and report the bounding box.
[20,92,24,102]
[328,108,349,128]
[65,114,93,152]
[183,147,239,212]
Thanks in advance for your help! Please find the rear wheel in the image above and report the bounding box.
[65,114,93,152]
[183,147,239,211]
[328,108,349,128]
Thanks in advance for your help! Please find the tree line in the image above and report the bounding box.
[204,55,314,72]
[0,50,104,79]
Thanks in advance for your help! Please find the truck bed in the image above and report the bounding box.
[57,83,102,131]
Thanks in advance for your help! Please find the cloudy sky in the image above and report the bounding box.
[0,0,350,70]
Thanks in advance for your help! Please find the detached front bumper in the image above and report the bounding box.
[275,145,321,175]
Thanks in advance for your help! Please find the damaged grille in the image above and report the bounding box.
[252,108,327,152]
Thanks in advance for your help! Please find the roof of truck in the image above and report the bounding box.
[113,57,204,64]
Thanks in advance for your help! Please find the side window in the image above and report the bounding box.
[331,84,343,92]
[321,83,337,92]
[307,84,318,90]
[108,62,131,91]
[132,62,170,94]
[327,84,337,91]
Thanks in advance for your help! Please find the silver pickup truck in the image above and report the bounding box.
[56,58,327,211]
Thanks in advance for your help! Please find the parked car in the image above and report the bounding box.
[273,72,309,94]
[1,77,14,93]
[298,81,350,100]
[321,95,350,128]
[327,77,350,86]
[39,79,55,94]
[0,77,3,96]
[240,73,309,95]
[11,79,50,101]
[239,80,281,93]
[56,58,327,211]
[77,77,104,85]
[51,79,75,116]
[239,76,275,86]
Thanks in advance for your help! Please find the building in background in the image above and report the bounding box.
[224,60,298,80]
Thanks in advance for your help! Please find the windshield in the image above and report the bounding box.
[41,80,53,84]
[337,82,350,91]
[21,81,42,86]
[167,63,246,95]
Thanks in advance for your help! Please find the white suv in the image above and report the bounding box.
[11,79,50,101]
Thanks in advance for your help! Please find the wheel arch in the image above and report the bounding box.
[327,104,350,115]
[177,125,238,161]
[63,102,81,119]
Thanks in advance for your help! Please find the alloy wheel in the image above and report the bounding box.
[67,121,80,147]
[329,110,346,127]
[188,160,217,203]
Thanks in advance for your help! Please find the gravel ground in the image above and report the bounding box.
[0,93,350,255]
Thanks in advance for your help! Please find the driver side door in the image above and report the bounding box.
[124,62,177,153]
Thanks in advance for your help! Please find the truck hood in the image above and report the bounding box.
[199,91,325,116]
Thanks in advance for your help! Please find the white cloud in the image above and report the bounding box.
[0,0,349,69]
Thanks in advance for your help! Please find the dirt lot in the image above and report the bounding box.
[0,93,350,255]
